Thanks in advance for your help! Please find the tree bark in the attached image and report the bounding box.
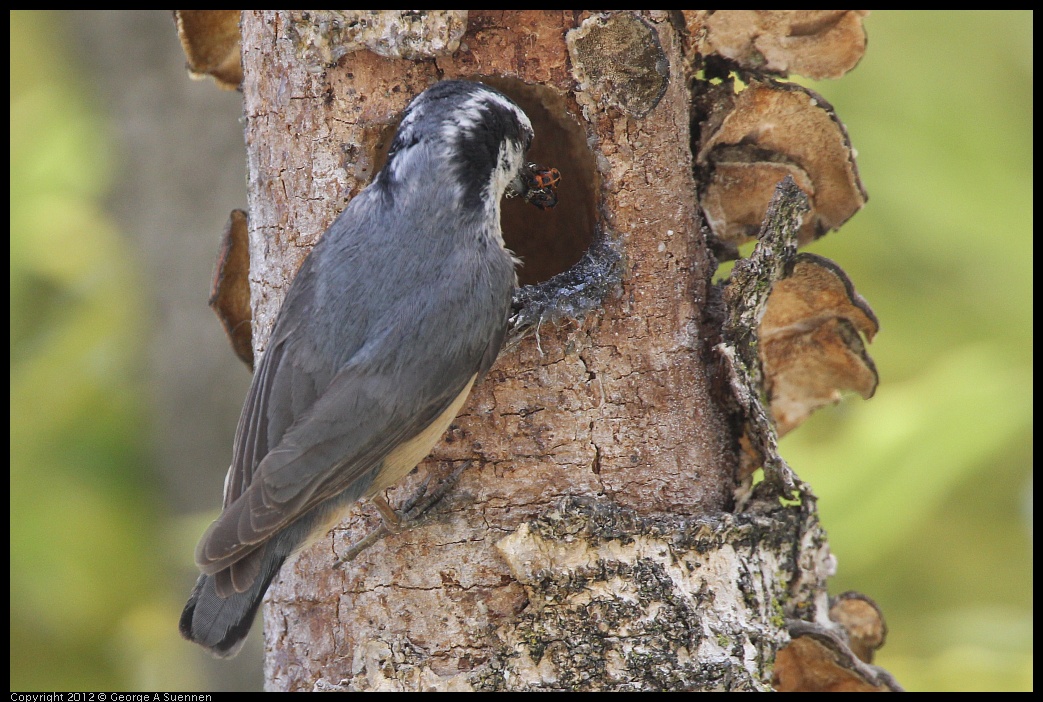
[238,10,846,691]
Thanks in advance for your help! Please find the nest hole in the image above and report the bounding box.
[480,77,598,287]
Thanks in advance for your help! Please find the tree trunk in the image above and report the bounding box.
[229,10,881,692]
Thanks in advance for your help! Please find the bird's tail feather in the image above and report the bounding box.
[178,550,285,658]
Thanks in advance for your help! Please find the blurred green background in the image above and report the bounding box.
[10,10,1032,692]
[789,11,1033,692]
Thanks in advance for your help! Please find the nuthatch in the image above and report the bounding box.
[180,80,556,657]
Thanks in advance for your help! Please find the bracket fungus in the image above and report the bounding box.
[761,253,879,436]
[774,592,899,693]
[697,79,867,256]
[828,591,889,665]
[208,209,253,370]
[685,11,868,81]
[174,10,243,90]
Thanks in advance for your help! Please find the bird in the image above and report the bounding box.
[179,79,553,658]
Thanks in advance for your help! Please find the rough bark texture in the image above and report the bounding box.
[238,10,786,691]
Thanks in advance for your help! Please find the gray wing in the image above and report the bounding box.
[195,321,483,577]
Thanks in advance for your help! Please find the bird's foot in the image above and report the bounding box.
[332,461,471,568]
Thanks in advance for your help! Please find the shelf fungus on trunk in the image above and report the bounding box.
[760,253,879,437]
[683,11,869,81]
[695,79,867,259]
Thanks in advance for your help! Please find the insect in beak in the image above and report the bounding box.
[508,162,562,210]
